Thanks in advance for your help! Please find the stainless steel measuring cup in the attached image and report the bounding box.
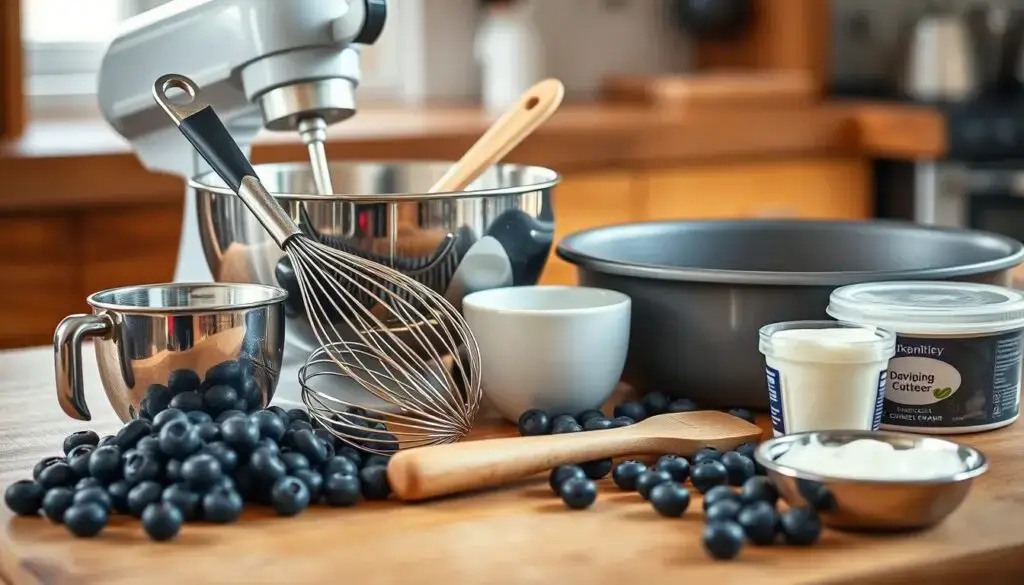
[54,282,287,422]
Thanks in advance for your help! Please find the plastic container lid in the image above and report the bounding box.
[827,281,1024,335]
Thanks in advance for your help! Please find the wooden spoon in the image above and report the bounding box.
[387,411,762,502]
[428,78,565,193]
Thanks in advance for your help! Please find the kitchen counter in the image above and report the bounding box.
[2,345,1024,585]
[0,101,943,212]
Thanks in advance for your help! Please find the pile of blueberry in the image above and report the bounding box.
[516,392,756,437]
[3,360,395,542]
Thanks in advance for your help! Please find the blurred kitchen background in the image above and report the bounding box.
[0,0,1023,348]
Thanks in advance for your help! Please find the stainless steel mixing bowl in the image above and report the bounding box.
[54,282,287,423]
[556,219,1024,409]
[190,161,558,355]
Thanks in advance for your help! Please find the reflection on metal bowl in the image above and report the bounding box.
[190,161,559,360]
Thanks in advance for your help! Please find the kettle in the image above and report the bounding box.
[896,4,984,102]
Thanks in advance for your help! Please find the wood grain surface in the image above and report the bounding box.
[3,345,1024,585]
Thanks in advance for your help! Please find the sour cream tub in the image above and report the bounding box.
[827,281,1024,435]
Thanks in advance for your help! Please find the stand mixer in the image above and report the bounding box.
[97,0,388,407]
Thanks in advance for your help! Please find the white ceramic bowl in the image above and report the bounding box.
[463,285,631,422]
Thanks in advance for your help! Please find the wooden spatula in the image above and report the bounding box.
[387,411,762,502]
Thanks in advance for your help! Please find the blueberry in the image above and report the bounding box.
[517,409,551,436]
[550,414,577,429]
[281,452,310,473]
[323,472,361,507]
[668,398,699,413]
[289,420,313,433]
[611,460,647,491]
[576,409,605,425]
[271,476,311,516]
[649,482,691,517]
[550,421,582,434]
[797,479,836,512]
[75,477,104,491]
[580,459,612,480]
[293,469,324,501]
[135,435,164,460]
[63,430,100,455]
[200,442,239,474]
[336,446,362,468]
[636,469,674,500]
[740,476,778,506]
[168,368,202,395]
[181,453,223,490]
[165,459,183,483]
[241,379,263,411]
[609,416,635,428]
[63,502,108,538]
[161,483,201,520]
[693,447,723,464]
[169,391,203,413]
[582,417,613,431]
[215,410,247,424]
[705,499,742,523]
[127,480,162,517]
[780,508,821,546]
[702,485,740,511]
[142,501,183,542]
[642,392,670,416]
[613,401,646,422]
[366,454,393,470]
[691,460,729,494]
[114,419,153,451]
[726,408,756,424]
[4,480,44,516]
[73,486,112,512]
[720,452,756,486]
[738,501,779,546]
[249,447,287,483]
[203,360,245,391]
[257,438,281,455]
[732,442,757,460]
[220,416,260,455]
[98,435,117,447]
[360,466,391,500]
[292,430,329,465]
[360,428,396,454]
[321,456,357,478]
[144,383,173,414]
[251,410,287,443]
[66,445,94,478]
[183,411,210,426]
[88,445,122,483]
[32,456,65,481]
[313,428,337,448]
[123,451,162,485]
[153,408,188,432]
[202,385,238,416]
[655,454,690,483]
[559,477,597,510]
[202,486,244,523]
[42,487,75,523]
[267,405,289,421]
[107,480,131,514]
[38,463,77,490]
[548,465,586,494]
[193,422,217,443]
[703,521,744,560]
[287,409,310,424]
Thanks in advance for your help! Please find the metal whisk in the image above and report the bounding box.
[153,74,483,453]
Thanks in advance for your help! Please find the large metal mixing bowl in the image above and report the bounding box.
[189,161,558,355]
[556,219,1024,410]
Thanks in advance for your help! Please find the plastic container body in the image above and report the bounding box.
[759,320,896,437]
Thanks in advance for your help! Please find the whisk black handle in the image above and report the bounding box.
[153,73,303,246]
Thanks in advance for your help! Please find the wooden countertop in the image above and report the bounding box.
[0,101,944,212]
[3,345,1024,584]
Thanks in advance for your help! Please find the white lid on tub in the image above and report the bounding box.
[827,281,1024,335]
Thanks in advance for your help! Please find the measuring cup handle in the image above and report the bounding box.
[53,313,113,421]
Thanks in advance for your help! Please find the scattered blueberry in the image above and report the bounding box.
[97,435,117,447]
[220,416,260,455]
[691,460,729,494]
[123,450,162,485]
[249,447,287,483]
[720,451,756,486]
[642,392,670,416]
[144,383,173,413]
[359,466,391,500]
[289,420,314,433]
[42,487,75,523]
[87,445,122,483]
[336,446,363,468]
[576,409,605,425]
[732,442,757,461]
[169,391,203,413]
[63,502,108,538]
[702,485,739,511]
[579,459,612,480]
[293,469,324,501]
[202,385,238,416]
[693,447,723,464]
[559,477,597,510]
[655,454,690,483]
[780,508,822,546]
[114,419,153,451]
[282,452,311,473]
[152,408,188,432]
[75,477,104,492]
[323,473,361,507]
[582,418,614,431]
[162,483,201,521]
[142,502,183,542]
[796,479,837,512]
[107,480,131,514]
[705,499,743,523]
[611,460,647,491]
[739,476,778,506]
[251,410,287,443]
[4,480,44,516]
[363,454,391,469]
[63,430,100,455]
[292,430,329,465]
[549,414,577,429]
[649,482,691,517]
[613,401,646,422]
[322,456,358,478]
[164,459,183,484]
[667,398,699,413]
[517,409,551,436]
[636,469,674,501]
[738,501,779,546]
[38,462,77,490]
[202,486,244,523]
[549,465,587,494]
[32,456,64,481]
[609,416,635,428]
[66,444,94,478]
[127,481,163,518]
[271,476,311,516]
[181,453,223,491]
[550,421,582,434]
[216,410,247,424]
[203,360,246,391]
[186,411,213,426]
[135,436,164,460]
[168,368,201,395]
[703,521,745,560]
[726,408,756,424]
[199,441,238,474]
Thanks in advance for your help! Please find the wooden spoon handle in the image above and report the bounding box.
[387,427,643,501]
[428,78,565,193]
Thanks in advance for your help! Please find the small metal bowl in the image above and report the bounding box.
[755,430,989,531]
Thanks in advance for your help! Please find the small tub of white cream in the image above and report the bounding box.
[759,321,897,436]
